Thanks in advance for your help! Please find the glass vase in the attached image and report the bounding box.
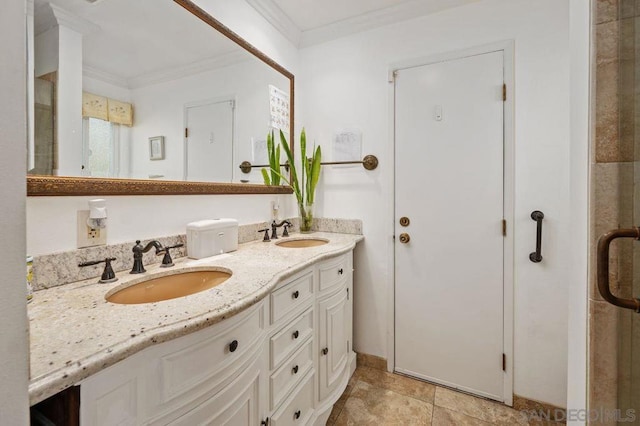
[298,201,314,233]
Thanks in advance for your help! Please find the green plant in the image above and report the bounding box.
[261,130,281,186]
[263,128,321,231]
[279,128,321,206]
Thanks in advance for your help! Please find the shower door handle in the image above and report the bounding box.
[529,211,544,263]
[597,228,640,312]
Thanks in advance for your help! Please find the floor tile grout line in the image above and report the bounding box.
[340,367,533,426]
[328,377,359,425]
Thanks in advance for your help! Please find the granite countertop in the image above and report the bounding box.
[28,232,363,405]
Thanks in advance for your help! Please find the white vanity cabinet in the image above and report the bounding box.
[80,301,268,426]
[316,253,354,417]
[79,250,355,425]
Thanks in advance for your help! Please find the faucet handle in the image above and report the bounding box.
[282,222,290,237]
[258,228,270,242]
[159,243,184,267]
[78,257,118,284]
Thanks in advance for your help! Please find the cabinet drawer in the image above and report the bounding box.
[168,354,262,426]
[270,339,314,410]
[145,302,265,418]
[270,308,313,369]
[271,372,315,426]
[271,270,313,324]
[318,253,350,294]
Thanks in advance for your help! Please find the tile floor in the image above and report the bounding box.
[327,367,565,425]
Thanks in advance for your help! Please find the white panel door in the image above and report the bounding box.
[318,287,349,400]
[394,51,505,401]
[185,100,234,182]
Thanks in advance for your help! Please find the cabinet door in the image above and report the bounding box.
[80,358,141,426]
[318,287,349,400]
[168,354,265,426]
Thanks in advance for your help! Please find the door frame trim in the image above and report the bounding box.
[387,40,515,406]
[183,95,237,181]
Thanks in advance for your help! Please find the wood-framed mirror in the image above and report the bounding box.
[27,0,293,196]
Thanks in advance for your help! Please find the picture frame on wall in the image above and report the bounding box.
[149,136,165,160]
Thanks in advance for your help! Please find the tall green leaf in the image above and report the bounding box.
[300,128,307,200]
[262,130,282,186]
[279,130,302,204]
[308,145,321,204]
[261,168,271,186]
[274,144,281,185]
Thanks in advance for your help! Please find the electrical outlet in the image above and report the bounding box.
[77,210,107,248]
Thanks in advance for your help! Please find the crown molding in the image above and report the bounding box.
[127,49,252,89]
[50,3,100,34]
[34,2,100,36]
[83,65,129,89]
[245,0,301,47]
[302,0,478,47]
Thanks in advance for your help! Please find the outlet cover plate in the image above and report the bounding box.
[77,210,107,248]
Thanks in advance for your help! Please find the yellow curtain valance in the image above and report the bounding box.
[82,92,133,127]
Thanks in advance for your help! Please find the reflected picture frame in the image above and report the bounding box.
[149,136,165,160]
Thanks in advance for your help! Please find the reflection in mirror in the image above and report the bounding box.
[28,0,291,184]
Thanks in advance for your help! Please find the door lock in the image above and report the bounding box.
[399,233,411,244]
[399,217,410,227]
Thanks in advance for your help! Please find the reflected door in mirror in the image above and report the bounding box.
[185,99,234,182]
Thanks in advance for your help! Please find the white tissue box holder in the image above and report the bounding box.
[187,219,239,259]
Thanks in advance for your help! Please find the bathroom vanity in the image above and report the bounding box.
[28,233,362,425]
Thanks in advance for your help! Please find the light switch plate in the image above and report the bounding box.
[77,210,107,248]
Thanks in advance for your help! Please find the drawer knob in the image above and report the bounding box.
[229,340,239,353]
[321,347,329,355]
[292,365,299,374]
[294,410,301,420]
[292,290,299,299]
[338,268,344,275]
[292,330,299,339]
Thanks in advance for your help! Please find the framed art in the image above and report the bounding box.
[149,136,165,160]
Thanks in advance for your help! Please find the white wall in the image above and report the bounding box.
[298,0,571,407]
[128,59,289,182]
[0,0,30,422]
[26,0,300,257]
[83,76,132,102]
[27,194,295,256]
[34,26,58,77]
[56,25,83,176]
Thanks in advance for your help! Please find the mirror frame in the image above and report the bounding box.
[27,0,294,196]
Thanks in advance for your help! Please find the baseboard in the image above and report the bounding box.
[513,394,566,423]
[356,352,387,371]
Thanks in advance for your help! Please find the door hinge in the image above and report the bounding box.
[185,128,189,138]
[502,353,506,371]
[502,219,507,237]
[502,84,507,102]
[347,288,350,300]
[389,70,398,83]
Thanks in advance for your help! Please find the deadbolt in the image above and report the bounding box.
[399,233,411,244]
[399,217,410,227]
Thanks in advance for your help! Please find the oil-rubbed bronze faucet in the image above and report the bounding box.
[271,220,292,239]
[130,240,164,274]
[78,257,117,283]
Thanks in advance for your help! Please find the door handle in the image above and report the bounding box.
[399,233,410,244]
[597,228,640,312]
[529,211,544,263]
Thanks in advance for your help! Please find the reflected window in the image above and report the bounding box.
[82,117,119,177]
